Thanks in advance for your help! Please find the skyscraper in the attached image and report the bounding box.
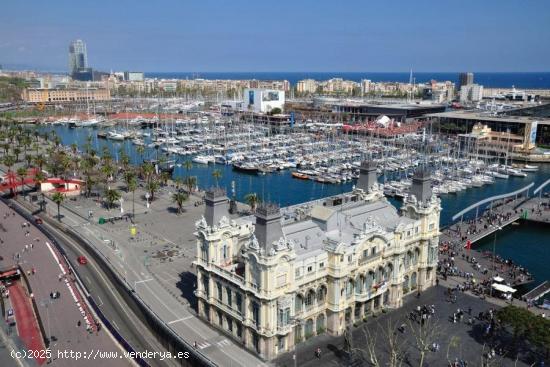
[458,72,474,90]
[68,39,89,78]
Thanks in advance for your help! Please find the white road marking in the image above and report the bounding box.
[112,321,119,330]
[167,316,192,324]
[97,295,104,307]
[85,276,92,284]
[134,278,153,284]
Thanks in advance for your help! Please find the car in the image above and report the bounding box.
[77,256,87,265]
[34,217,43,224]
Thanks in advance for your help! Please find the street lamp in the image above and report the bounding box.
[145,192,150,209]
[489,225,502,298]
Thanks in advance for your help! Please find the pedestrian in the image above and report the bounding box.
[31,267,36,275]
[193,341,197,348]
[77,320,81,327]
[315,347,321,359]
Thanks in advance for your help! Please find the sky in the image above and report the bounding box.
[1,0,549,73]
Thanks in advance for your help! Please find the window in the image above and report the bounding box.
[371,247,376,256]
[415,227,419,234]
[237,323,242,338]
[295,268,301,278]
[340,255,344,262]
[429,223,435,230]
[278,336,285,350]
[217,311,223,326]
[222,244,228,260]
[226,287,232,307]
[307,265,313,273]
[363,249,368,258]
[305,292,314,307]
[346,281,353,298]
[407,230,411,237]
[319,262,324,268]
[217,282,222,301]
[348,255,353,263]
[227,318,233,332]
[252,302,260,327]
[236,293,242,313]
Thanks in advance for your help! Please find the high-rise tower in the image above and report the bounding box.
[68,40,88,76]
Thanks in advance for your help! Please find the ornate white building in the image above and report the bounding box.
[193,162,441,360]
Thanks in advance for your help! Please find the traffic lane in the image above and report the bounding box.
[41,220,174,367]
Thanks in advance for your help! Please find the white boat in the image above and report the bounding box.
[489,171,509,179]
[192,155,212,165]
[521,164,538,172]
[506,168,527,177]
[107,131,125,141]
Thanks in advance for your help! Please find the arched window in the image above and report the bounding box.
[295,294,303,314]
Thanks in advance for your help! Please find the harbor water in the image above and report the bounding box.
[40,125,550,284]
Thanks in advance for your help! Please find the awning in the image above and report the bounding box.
[493,276,505,283]
[492,283,517,293]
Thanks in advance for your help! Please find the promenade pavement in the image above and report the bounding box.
[0,200,132,367]
[32,183,268,367]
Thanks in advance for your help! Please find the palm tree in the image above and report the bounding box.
[127,176,137,219]
[34,171,46,191]
[245,193,261,212]
[3,155,16,172]
[51,192,65,221]
[146,179,159,201]
[104,188,121,211]
[174,177,183,191]
[13,147,21,162]
[212,169,222,187]
[33,155,46,171]
[141,162,155,184]
[16,167,27,196]
[123,170,136,192]
[185,175,197,193]
[183,160,193,175]
[172,191,189,215]
[136,145,145,163]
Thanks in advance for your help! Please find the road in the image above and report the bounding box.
[11,198,177,367]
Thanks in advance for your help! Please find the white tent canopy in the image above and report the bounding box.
[493,276,505,283]
[492,283,517,293]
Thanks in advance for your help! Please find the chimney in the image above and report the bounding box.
[409,168,432,204]
[357,161,377,192]
[254,203,284,251]
[204,187,229,226]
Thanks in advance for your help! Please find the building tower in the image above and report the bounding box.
[458,72,474,91]
[204,187,229,226]
[68,40,88,76]
[357,161,378,192]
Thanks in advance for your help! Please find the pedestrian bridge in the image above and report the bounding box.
[451,183,534,222]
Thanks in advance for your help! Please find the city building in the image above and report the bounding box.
[361,79,373,94]
[460,84,484,103]
[194,165,441,359]
[21,88,111,103]
[296,79,318,94]
[124,71,145,82]
[244,88,285,113]
[68,40,93,81]
[458,72,474,90]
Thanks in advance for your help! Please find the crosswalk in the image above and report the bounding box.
[195,339,231,350]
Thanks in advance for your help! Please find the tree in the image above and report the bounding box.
[51,192,65,221]
[212,169,222,187]
[3,155,15,172]
[136,145,145,163]
[16,166,27,196]
[245,193,261,212]
[407,316,441,367]
[141,162,155,184]
[34,171,46,191]
[33,155,46,171]
[185,176,197,193]
[127,175,137,219]
[104,188,121,211]
[146,179,159,201]
[123,170,137,192]
[172,191,189,215]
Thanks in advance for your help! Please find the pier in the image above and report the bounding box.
[522,281,550,303]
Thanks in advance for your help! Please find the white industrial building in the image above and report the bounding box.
[244,88,285,113]
[460,84,484,103]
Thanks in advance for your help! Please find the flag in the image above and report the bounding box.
[465,240,471,250]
